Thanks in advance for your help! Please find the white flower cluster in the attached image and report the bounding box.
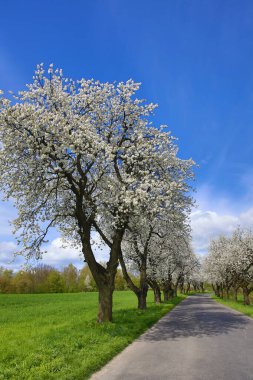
[121,208,199,296]
[203,227,253,299]
[0,64,195,286]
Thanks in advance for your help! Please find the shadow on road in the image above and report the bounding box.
[139,295,251,342]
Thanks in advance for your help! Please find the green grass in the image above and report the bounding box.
[0,291,185,380]
[211,294,253,319]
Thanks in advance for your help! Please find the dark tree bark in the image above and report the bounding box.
[162,275,174,301]
[174,274,183,297]
[78,216,124,322]
[163,287,174,301]
[163,289,168,301]
[215,283,221,297]
[137,263,149,309]
[232,286,239,301]
[118,226,154,310]
[154,287,162,304]
[137,285,148,309]
[179,283,185,294]
[98,285,113,322]
[243,287,251,305]
[212,283,221,297]
[119,249,149,310]
[148,279,161,304]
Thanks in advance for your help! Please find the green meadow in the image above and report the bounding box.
[0,291,185,380]
[212,294,253,319]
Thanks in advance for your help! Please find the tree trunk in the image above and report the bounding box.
[243,287,250,305]
[163,288,174,301]
[79,224,124,323]
[154,288,162,304]
[216,284,221,297]
[225,288,230,299]
[118,249,148,310]
[180,284,184,294]
[137,287,148,309]
[186,282,191,294]
[163,289,169,302]
[212,283,219,297]
[97,285,113,323]
[232,287,238,301]
[148,280,161,304]
[137,265,149,310]
[136,261,148,310]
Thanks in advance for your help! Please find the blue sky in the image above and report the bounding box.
[1,0,253,269]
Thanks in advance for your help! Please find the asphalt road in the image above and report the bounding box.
[90,294,253,380]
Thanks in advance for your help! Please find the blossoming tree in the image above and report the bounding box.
[120,204,193,308]
[0,64,195,321]
[204,228,253,304]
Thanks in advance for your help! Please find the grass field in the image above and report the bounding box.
[0,291,185,380]
[212,294,253,318]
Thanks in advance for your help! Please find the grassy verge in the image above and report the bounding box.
[211,294,253,318]
[0,291,185,380]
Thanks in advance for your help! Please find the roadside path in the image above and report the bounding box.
[90,294,253,380]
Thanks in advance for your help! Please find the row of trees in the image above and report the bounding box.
[0,64,196,321]
[0,264,131,294]
[203,228,253,305]
[0,256,203,297]
[120,216,203,307]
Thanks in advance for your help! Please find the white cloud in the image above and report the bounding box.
[41,238,83,269]
[0,241,24,271]
[0,232,110,271]
[41,235,109,269]
[191,185,253,256]
[240,207,253,225]
[191,210,239,255]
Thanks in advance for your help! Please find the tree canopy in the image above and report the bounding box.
[0,64,195,321]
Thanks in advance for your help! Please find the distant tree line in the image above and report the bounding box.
[204,227,253,305]
[0,264,134,294]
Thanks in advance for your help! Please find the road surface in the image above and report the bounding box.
[90,294,253,380]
